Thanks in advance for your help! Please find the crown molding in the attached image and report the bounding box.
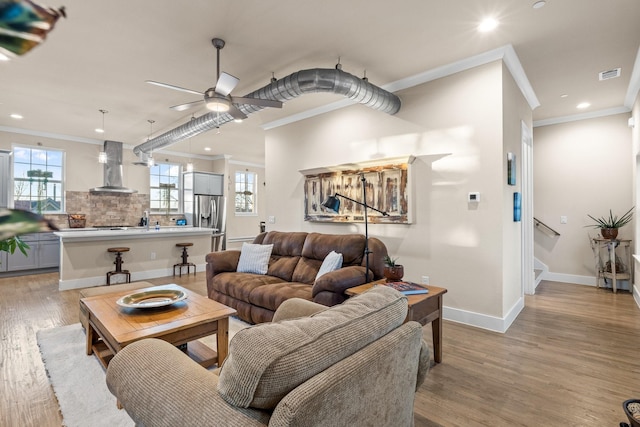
[0,125,103,145]
[624,45,640,108]
[532,106,631,128]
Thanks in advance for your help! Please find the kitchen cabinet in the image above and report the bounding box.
[4,233,59,272]
[184,172,224,196]
[39,233,61,268]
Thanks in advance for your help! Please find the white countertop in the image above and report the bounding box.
[55,226,215,242]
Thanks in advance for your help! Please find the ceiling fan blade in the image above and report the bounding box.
[146,80,203,96]
[231,96,283,109]
[228,104,248,120]
[169,99,205,111]
[214,72,239,96]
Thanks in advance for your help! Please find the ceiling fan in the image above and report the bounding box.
[146,38,283,120]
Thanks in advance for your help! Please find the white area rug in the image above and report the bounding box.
[37,318,249,427]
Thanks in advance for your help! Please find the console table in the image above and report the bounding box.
[346,280,448,364]
[592,238,633,293]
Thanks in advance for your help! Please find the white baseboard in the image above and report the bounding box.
[540,271,633,291]
[58,263,206,291]
[443,296,524,333]
[542,271,596,286]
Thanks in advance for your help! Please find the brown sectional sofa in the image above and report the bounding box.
[206,230,389,324]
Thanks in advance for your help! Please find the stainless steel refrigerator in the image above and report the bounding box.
[182,172,226,249]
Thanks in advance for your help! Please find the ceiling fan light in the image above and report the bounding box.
[206,99,230,112]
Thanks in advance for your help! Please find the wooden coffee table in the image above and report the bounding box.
[347,280,448,363]
[80,283,237,368]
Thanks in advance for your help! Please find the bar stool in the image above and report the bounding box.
[106,247,131,285]
[174,243,196,277]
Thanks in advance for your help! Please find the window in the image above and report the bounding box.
[149,163,181,214]
[235,171,256,215]
[13,145,64,213]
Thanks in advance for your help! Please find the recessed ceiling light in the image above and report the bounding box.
[10,113,23,119]
[478,18,498,32]
[560,94,568,98]
[532,1,546,9]
[95,128,105,133]
[576,102,591,109]
[233,118,243,123]
[204,147,211,151]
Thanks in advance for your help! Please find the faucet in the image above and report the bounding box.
[143,210,150,231]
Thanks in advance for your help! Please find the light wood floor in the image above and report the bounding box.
[1,273,639,426]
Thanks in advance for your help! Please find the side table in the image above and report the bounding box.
[346,280,448,363]
[592,238,633,293]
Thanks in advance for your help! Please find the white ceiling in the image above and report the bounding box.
[1,0,639,163]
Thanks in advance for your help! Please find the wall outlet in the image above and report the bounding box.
[421,275,430,285]
[560,216,567,224]
[268,216,276,224]
[150,252,156,260]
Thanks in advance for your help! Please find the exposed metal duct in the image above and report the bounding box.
[133,68,401,155]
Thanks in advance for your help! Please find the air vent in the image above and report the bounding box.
[599,68,621,81]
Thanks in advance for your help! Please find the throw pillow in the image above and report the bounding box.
[315,251,343,280]
[236,243,273,275]
[217,286,408,409]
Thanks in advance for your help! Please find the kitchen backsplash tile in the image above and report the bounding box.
[44,191,184,229]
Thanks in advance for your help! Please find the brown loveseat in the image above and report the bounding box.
[206,230,388,324]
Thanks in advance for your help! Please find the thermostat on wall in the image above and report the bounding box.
[468,192,480,202]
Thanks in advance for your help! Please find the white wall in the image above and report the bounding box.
[632,92,640,304]
[533,114,633,285]
[265,61,532,330]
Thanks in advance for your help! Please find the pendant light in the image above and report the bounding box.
[95,109,108,134]
[186,115,195,172]
[97,109,108,164]
[146,119,155,167]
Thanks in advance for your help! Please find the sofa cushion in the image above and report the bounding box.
[237,243,273,275]
[262,231,307,257]
[291,257,322,284]
[267,256,300,282]
[217,285,408,409]
[301,233,365,265]
[247,282,313,312]
[315,251,343,280]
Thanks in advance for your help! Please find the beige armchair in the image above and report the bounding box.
[106,286,430,427]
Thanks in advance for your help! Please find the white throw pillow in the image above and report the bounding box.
[315,251,343,280]
[237,243,273,275]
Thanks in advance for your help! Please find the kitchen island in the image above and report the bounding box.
[55,227,213,290]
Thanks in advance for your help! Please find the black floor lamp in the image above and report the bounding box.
[322,174,388,282]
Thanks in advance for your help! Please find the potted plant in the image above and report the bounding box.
[0,209,58,263]
[587,207,634,240]
[383,255,404,282]
[0,236,30,259]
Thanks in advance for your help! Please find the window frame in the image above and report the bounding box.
[149,162,182,214]
[12,144,65,214]
[234,170,257,216]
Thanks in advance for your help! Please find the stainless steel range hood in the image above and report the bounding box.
[90,141,137,194]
